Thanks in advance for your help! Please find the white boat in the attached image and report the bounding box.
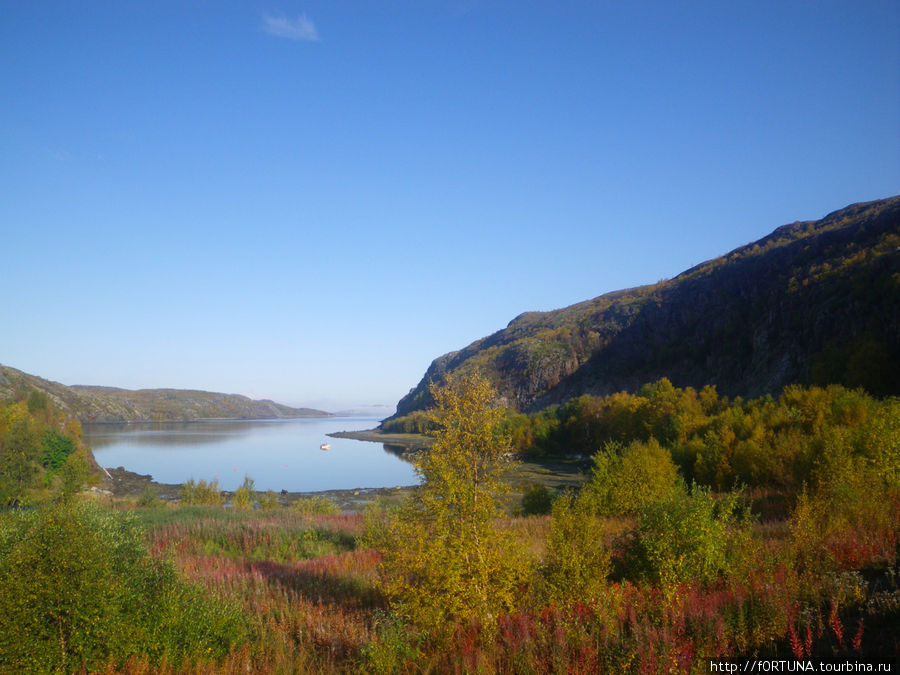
[320,443,331,451]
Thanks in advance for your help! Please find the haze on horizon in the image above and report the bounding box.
[2,2,898,410]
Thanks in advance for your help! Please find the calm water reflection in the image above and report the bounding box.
[84,418,420,492]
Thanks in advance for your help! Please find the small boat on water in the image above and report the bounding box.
[320,443,331,451]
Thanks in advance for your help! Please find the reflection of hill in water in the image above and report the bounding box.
[382,444,415,463]
[83,421,261,449]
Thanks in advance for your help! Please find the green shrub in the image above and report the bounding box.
[57,449,90,500]
[0,502,247,671]
[293,495,340,515]
[231,475,256,510]
[39,429,76,471]
[0,404,41,506]
[792,438,900,573]
[259,489,282,511]
[538,491,612,605]
[181,477,224,505]
[26,390,48,414]
[137,488,163,508]
[361,610,422,674]
[582,438,682,515]
[520,483,554,515]
[625,485,750,595]
[853,399,900,488]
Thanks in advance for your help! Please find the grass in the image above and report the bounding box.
[15,472,886,674]
[107,491,897,672]
[121,504,382,673]
[145,509,359,563]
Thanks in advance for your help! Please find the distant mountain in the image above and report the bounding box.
[393,196,900,418]
[0,366,332,422]
[333,405,396,418]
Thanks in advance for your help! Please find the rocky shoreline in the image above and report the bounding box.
[96,466,419,511]
[92,429,588,512]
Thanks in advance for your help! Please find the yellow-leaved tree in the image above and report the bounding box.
[369,372,529,639]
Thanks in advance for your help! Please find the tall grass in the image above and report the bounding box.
[138,485,899,671]
[17,476,894,673]
[131,507,382,672]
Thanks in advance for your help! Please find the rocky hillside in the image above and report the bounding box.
[0,366,331,422]
[394,196,900,417]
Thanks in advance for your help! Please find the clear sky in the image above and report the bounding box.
[2,1,899,411]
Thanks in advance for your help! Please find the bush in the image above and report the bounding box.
[853,399,900,488]
[136,488,163,508]
[0,502,247,671]
[181,477,224,505]
[582,438,682,515]
[538,491,611,605]
[232,475,256,510]
[361,610,422,674]
[293,495,340,515]
[792,439,900,572]
[0,404,41,506]
[520,483,554,515]
[39,430,77,471]
[259,489,282,511]
[625,485,750,595]
[57,449,90,500]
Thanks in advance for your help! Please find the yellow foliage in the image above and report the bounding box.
[368,373,530,638]
[538,491,612,605]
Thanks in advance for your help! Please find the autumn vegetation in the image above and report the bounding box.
[1,373,898,671]
[0,390,92,507]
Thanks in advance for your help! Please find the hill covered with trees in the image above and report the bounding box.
[392,196,900,419]
[0,366,331,423]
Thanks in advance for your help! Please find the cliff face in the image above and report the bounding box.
[0,367,331,422]
[394,196,900,417]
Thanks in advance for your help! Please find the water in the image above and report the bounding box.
[84,417,420,492]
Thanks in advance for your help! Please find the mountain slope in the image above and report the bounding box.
[394,196,900,417]
[0,366,331,422]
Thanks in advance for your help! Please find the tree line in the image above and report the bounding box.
[387,377,899,493]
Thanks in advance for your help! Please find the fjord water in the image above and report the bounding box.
[84,417,420,492]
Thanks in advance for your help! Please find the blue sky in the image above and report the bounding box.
[2,1,898,411]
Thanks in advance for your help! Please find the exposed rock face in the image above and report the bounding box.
[0,367,332,422]
[393,196,900,417]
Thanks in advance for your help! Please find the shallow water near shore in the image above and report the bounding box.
[84,417,420,492]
